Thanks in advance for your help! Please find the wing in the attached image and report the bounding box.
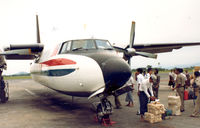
[114,42,200,59]
[1,44,44,60]
[116,21,200,59]
[132,42,200,53]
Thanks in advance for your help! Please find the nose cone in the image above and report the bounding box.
[101,58,131,92]
[76,51,132,94]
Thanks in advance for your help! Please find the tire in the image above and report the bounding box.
[0,90,6,103]
[0,81,8,103]
[96,103,110,124]
[96,103,103,123]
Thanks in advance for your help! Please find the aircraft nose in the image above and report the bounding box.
[101,58,131,93]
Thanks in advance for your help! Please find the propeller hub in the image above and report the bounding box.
[126,48,136,56]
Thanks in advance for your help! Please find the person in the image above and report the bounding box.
[173,68,185,112]
[180,69,186,79]
[143,71,146,77]
[185,70,190,89]
[125,76,134,107]
[190,71,200,117]
[139,77,155,121]
[0,51,7,102]
[0,51,7,80]
[168,70,176,88]
[136,68,144,115]
[145,68,153,79]
[180,68,187,88]
[114,95,122,109]
[152,68,160,98]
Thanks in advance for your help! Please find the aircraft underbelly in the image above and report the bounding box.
[30,54,105,97]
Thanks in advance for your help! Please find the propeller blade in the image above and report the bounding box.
[129,21,135,48]
[36,15,41,43]
[135,52,157,59]
[113,46,127,53]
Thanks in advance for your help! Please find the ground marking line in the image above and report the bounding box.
[24,89,36,96]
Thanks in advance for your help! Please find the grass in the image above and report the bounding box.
[3,75,32,80]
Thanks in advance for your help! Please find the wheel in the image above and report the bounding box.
[0,90,6,103]
[96,103,103,123]
[0,81,8,103]
[4,81,9,100]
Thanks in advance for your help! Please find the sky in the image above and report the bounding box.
[0,0,200,75]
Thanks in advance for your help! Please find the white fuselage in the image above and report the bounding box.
[30,50,106,97]
[29,39,131,98]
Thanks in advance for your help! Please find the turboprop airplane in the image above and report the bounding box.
[1,15,200,123]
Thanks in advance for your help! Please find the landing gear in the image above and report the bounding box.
[96,98,114,126]
[0,77,9,103]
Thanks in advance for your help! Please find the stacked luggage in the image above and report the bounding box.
[144,102,165,123]
[168,95,181,116]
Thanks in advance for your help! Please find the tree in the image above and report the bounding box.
[147,65,152,69]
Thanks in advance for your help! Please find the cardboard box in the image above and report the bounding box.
[168,95,181,106]
[148,102,165,115]
[144,112,162,123]
[168,95,181,116]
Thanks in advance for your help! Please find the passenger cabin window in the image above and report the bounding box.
[72,40,96,51]
[60,41,71,54]
[96,40,113,50]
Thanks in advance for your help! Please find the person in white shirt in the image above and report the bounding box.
[125,76,134,107]
[136,68,144,115]
[145,68,153,79]
[137,73,144,90]
[139,77,155,120]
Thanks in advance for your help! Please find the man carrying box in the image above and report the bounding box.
[139,76,156,121]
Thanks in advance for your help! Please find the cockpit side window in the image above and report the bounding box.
[59,41,71,54]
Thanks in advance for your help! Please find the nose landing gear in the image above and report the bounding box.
[95,97,115,126]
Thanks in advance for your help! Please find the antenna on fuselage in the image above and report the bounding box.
[36,15,41,43]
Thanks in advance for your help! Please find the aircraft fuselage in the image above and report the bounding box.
[30,39,132,97]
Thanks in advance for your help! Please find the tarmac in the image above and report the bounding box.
[0,72,199,128]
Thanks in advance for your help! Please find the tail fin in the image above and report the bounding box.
[36,15,41,43]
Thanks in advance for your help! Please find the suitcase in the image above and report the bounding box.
[184,90,188,100]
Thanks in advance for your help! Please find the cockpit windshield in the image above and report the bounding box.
[72,40,96,51]
[71,39,113,51]
[60,39,114,53]
[96,40,113,50]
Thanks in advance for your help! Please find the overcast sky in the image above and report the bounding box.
[0,0,200,75]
